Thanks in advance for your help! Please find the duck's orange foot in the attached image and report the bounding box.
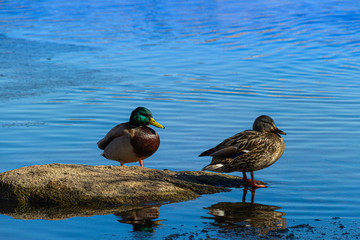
[243,172,267,188]
[139,160,143,167]
[243,178,263,184]
[251,182,267,188]
[243,180,267,188]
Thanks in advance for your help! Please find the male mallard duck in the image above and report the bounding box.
[199,115,286,188]
[97,107,165,167]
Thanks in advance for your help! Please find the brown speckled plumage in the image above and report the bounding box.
[200,115,286,188]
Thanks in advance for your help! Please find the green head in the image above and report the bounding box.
[129,107,165,128]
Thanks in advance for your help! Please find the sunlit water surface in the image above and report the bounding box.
[1,0,360,239]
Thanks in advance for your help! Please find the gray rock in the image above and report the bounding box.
[0,164,243,208]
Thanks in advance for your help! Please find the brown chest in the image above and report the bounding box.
[131,126,160,158]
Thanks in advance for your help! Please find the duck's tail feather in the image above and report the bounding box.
[199,148,214,157]
[202,163,225,172]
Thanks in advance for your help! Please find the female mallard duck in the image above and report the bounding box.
[199,115,286,188]
[97,107,165,167]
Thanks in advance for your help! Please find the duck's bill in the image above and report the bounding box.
[274,127,286,135]
[149,117,165,129]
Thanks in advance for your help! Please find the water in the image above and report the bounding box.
[1,0,360,239]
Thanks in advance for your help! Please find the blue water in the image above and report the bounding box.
[1,0,360,239]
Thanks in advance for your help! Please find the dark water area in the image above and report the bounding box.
[1,0,360,239]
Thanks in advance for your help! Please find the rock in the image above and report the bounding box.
[0,164,243,208]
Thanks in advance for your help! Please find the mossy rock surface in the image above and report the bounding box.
[0,164,243,208]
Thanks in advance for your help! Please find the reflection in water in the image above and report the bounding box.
[0,199,163,233]
[203,188,286,235]
[242,187,255,204]
[115,206,163,232]
[0,199,162,223]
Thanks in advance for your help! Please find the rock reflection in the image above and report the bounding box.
[0,199,159,221]
[203,188,286,235]
[115,206,163,232]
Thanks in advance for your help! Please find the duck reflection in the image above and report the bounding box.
[242,186,256,204]
[115,206,163,232]
[203,188,286,234]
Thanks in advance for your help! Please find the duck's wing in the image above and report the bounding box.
[199,130,262,158]
[97,122,130,150]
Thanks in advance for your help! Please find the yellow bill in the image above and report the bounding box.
[149,117,165,129]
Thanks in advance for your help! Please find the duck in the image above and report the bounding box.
[199,115,286,188]
[97,107,165,167]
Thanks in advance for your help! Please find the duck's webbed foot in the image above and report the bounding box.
[243,172,267,188]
